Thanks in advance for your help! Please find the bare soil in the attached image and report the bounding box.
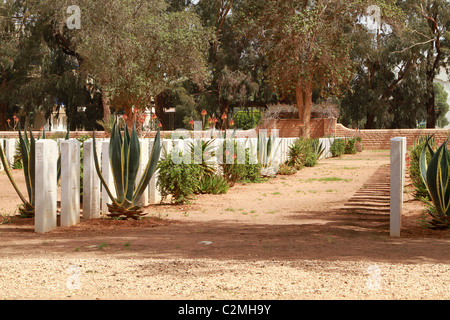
[0,149,449,300]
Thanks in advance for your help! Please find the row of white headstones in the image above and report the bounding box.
[1,136,406,236]
[0,136,337,233]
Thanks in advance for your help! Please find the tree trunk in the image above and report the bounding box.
[425,86,436,128]
[296,82,313,138]
[365,112,375,129]
[102,92,111,124]
[0,101,8,131]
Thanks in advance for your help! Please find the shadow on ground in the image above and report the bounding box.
[1,163,449,264]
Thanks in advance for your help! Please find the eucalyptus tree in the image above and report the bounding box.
[47,0,212,128]
[236,0,403,137]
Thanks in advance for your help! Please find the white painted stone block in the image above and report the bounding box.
[235,138,246,164]
[148,139,162,204]
[83,139,102,219]
[60,139,81,227]
[246,137,258,165]
[390,137,406,237]
[137,139,149,206]
[35,140,58,233]
[4,138,16,168]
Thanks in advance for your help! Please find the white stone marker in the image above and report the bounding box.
[101,139,116,215]
[137,139,149,206]
[35,139,58,233]
[60,139,81,227]
[390,137,406,237]
[83,138,102,219]
[4,138,17,168]
[148,138,162,204]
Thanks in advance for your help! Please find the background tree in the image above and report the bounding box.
[47,0,212,129]
[339,0,449,129]
[237,0,402,137]
[0,0,104,130]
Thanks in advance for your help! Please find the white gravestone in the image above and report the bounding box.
[35,140,58,233]
[390,137,406,237]
[137,139,149,206]
[60,139,81,227]
[148,139,162,204]
[83,139,102,219]
[4,138,17,168]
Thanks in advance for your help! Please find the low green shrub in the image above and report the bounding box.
[344,138,357,154]
[409,136,436,201]
[221,140,262,186]
[157,150,203,204]
[286,137,317,169]
[198,174,230,194]
[233,110,262,130]
[330,138,346,157]
[278,163,297,175]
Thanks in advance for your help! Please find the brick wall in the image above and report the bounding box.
[334,124,450,150]
[257,118,337,138]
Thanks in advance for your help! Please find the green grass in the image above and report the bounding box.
[97,242,108,250]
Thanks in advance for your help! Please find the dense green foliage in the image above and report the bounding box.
[286,138,319,170]
[157,151,204,204]
[344,138,357,155]
[409,136,436,201]
[330,139,346,158]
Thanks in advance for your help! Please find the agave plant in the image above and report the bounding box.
[187,139,216,176]
[419,136,450,229]
[253,132,282,176]
[92,119,161,219]
[0,125,67,217]
[311,138,325,161]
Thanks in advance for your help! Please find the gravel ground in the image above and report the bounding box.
[1,257,449,300]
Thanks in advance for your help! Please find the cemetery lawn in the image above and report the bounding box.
[0,149,449,299]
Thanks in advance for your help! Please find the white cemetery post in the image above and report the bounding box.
[4,138,16,168]
[35,140,58,233]
[60,139,81,227]
[148,138,163,204]
[83,139,102,219]
[137,139,149,206]
[390,137,406,237]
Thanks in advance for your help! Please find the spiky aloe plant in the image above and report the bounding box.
[311,139,325,161]
[253,132,282,176]
[0,125,67,217]
[187,139,216,176]
[92,120,161,220]
[419,136,450,229]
